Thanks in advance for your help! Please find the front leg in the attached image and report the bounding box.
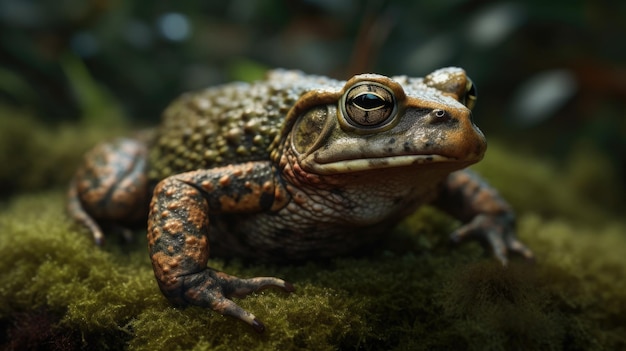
[147,162,294,332]
[432,170,534,265]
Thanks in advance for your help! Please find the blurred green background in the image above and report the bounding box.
[0,0,624,211]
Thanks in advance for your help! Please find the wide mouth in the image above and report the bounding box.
[303,153,470,174]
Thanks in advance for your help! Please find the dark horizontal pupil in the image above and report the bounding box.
[352,93,386,110]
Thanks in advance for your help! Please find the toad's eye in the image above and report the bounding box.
[344,84,395,126]
[352,93,386,110]
[463,79,477,110]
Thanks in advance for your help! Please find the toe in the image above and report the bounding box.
[507,238,535,262]
[212,296,265,332]
[219,274,295,298]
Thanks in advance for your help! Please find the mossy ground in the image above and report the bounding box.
[0,111,625,350]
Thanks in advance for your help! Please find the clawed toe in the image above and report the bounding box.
[211,295,265,332]
[506,238,535,262]
[224,274,296,298]
[179,269,294,332]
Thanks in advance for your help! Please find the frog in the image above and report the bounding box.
[67,67,534,332]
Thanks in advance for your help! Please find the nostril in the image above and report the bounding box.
[429,109,451,123]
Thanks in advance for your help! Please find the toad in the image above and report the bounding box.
[67,68,533,332]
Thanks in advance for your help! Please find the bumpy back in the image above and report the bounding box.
[147,70,342,182]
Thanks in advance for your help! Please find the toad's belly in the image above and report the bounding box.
[208,211,402,261]
[205,180,435,261]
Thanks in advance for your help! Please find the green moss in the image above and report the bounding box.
[2,190,624,350]
[0,120,625,349]
[0,192,155,348]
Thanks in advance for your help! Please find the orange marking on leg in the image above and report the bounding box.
[163,218,184,235]
[187,204,208,230]
[182,187,199,197]
[201,180,214,191]
[151,252,183,290]
[217,181,265,211]
[147,227,162,247]
[219,195,237,211]
[473,188,508,213]
[183,235,209,267]
[219,175,231,186]
[167,202,181,211]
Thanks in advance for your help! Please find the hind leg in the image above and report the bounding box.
[67,138,150,245]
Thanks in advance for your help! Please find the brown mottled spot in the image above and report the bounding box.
[151,252,183,290]
[464,180,479,195]
[214,271,231,279]
[474,188,503,213]
[147,227,162,247]
[163,218,184,235]
[273,187,288,206]
[83,187,106,205]
[218,195,238,211]
[219,175,231,186]
[118,177,135,191]
[79,180,91,191]
[111,189,131,205]
[161,210,170,218]
[167,202,181,210]
[201,180,214,191]
[450,172,471,187]
[244,164,255,174]
[152,181,164,192]
[187,202,207,230]
[183,187,199,197]
[183,235,209,267]
[220,181,268,211]
[150,206,160,217]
